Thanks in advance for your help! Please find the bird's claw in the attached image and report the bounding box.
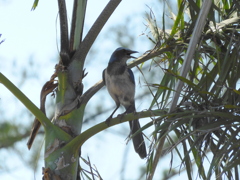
[105,117,112,126]
[117,113,125,122]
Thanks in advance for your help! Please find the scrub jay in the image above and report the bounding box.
[102,47,147,159]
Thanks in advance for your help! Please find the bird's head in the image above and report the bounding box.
[109,47,138,64]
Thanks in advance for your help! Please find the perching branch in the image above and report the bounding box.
[67,109,167,151]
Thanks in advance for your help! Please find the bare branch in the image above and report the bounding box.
[58,0,70,65]
[69,0,122,85]
[70,0,87,51]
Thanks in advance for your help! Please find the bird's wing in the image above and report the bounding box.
[102,69,106,85]
[127,68,135,84]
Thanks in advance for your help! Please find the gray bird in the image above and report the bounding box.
[102,47,147,159]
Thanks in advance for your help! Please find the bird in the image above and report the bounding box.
[102,47,147,159]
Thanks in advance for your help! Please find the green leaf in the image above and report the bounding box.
[170,0,186,37]
[31,0,39,10]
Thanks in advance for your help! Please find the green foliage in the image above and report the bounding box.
[0,122,27,148]
[145,0,240,179]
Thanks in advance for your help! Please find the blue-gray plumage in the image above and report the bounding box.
[102,47,147,159]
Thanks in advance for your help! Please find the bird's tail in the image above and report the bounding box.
[129,119,147,159]
[125,104,147,158]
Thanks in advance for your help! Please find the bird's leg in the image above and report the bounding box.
[117,113,125,122]
[105,103,120,126]
[117,104,135,122]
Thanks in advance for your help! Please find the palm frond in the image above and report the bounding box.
[145,0,240,179]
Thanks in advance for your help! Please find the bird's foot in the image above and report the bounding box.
[117,113,125,122]
[105,117,112,126]
[132,110,137,116]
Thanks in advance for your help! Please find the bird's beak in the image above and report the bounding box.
[128,50,138,59]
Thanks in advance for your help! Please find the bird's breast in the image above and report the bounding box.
[105,70,135,106]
